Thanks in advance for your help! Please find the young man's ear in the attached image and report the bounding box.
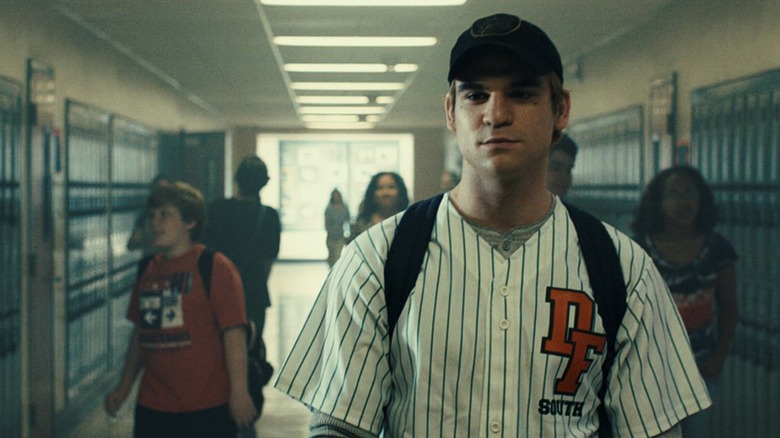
[444,92,456,131]
[554,90,572,132]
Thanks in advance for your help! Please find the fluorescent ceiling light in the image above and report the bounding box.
[296,95,370,104]
[390,64,418,73]
[301,115,360,122]
[274,36,436,47]
[365,115,382,123]
[285,63,418,73]
[299,106,386,115]
[305,122,376,130]
[262,0,466,5]
[375,96,395,104]
[291,82,405,91]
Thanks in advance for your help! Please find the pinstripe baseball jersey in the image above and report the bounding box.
[274,194,710,437]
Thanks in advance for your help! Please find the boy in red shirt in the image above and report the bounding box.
[105,182,257,437]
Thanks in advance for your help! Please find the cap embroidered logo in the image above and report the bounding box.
[447,13,563,84]
[470,13,521,38]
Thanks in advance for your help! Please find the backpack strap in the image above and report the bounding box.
[563,202,627,438]
[136,255,155,281]
[136,248,216,296]
[253,205,269,242]
[384,193,444,340]
[198,247,216,297]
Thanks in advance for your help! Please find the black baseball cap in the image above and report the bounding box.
[447,13,563,84]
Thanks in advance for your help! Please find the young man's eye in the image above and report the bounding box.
[464,91,488,101]
[510,89,537,100]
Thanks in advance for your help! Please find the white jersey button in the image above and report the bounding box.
[490,421,501,433]
[499,319,509,330]
[500,286,509,296]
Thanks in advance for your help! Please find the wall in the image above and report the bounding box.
[0,2,222,132]
[568,0,780,141]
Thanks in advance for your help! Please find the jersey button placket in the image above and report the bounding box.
[488,278,511,434]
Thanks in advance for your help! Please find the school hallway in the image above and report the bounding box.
[68,261,328,438]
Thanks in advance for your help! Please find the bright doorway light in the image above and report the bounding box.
[257,133,415,260]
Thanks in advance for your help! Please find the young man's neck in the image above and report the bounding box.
[449,177,553,233]
[656,224,701,241]
[236,192,259,201]
[162,240,195,259]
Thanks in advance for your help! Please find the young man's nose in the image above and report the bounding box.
[483,94,512,127]
[149,212,163,226]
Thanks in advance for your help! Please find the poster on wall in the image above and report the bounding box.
[27,59,57,128]
[649,72,677,174]
[279,140,402,233]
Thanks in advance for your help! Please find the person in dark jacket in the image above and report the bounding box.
[203,156,281,352]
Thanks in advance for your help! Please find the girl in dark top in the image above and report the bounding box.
[348,172,409,242]
[632,165,737,437]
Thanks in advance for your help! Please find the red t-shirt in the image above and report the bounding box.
[128,244,247,412]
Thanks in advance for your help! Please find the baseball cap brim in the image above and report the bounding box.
[448,41,556,82]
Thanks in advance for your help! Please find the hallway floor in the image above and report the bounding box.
[69,261,328,437]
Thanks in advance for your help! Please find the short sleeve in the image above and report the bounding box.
[711,233,738,269]
[264,208,282,259]
[605,247,712,436]
[274,232,392,435]
[209,252,248,329]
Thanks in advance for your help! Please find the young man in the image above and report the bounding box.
[547,134,578,197]
[203,156,281,341]
[275,13,709,437]
[105,182,257,437]
[126,173,170,255]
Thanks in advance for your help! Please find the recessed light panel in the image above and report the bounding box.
[296,96,370,104]
[291,82,405,91]
[301,115,360,122]
[299,106,386,115]
[275,36,436,47]
[375,96,395,104]
[261,0,466,6]
[285,63,418,73]
[305,122,376,130]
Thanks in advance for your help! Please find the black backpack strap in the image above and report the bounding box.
[136,255,155,281]
[136,249,216,296]
[384,193,444,340]
[198,247,216,297]
[253,205,269,241]
[564,202,627,437]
